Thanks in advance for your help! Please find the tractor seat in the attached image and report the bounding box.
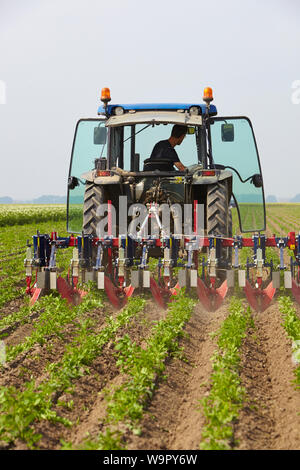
[143,158,174,172]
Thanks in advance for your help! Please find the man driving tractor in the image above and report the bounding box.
[149,124,187,171]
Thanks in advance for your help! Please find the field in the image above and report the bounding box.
[0,204,299,450]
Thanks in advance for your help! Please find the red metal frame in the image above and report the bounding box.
[25,232,300,312]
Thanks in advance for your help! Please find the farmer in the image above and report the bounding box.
[149,124,187,171]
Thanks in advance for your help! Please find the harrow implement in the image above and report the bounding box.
[24,230,300,312]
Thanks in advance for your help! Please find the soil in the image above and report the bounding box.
[234,304,300,450]
[126,300,229,450]
[4,298,167,450]
[0,297,25,321]
[1,289,299,450]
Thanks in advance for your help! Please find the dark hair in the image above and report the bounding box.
[171,125,187,138]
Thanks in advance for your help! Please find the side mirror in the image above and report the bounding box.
[221,123,234,142]
[68,176,79,190]
[251,174,263,188]
[94,126,107,145]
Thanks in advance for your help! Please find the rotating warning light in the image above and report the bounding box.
[101,87,111,103]
[203,87,213,103]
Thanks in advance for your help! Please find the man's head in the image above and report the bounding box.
[170,125,187,146]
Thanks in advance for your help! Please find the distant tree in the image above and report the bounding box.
[266,195,277,203]
[32,195,66,204]
[290,194,300,203]
[0,196,13,204]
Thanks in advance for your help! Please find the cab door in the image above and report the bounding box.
[209,117,266,232]
[67,119,107,233]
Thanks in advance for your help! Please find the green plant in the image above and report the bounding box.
[199,297,253,450]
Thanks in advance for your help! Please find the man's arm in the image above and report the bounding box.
[174,161,186,171]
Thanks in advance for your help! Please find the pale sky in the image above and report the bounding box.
[0,0,299,199]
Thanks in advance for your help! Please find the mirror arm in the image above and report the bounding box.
[221,166,260,185]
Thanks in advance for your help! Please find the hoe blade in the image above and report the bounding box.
[104,276,127,309]
[29,287,43,306]
[261,281,276,312]
[57,277,79,305]
[170,283,180,296]
[244,280,276,312]
[150,277,167,309]
[197,278,228,312]
[292,279,300,305]
[215,280,228,310]
[124,285,135,298]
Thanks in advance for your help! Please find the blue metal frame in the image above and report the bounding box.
[97,103,218,116]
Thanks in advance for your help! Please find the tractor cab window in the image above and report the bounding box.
[114,123,199,171]
[210,117,266,232]
[68,119,107,233]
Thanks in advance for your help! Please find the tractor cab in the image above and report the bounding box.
[67,88,266,235]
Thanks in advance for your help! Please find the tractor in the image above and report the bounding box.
[25,87,300,311]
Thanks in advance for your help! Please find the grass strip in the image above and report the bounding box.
[278,296,300,388]
[0,296,145,448]
[199,297,254,450]
[74,292,195,450]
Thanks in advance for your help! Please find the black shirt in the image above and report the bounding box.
[149,140,180,171]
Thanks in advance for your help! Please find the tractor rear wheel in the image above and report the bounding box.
[82,183,110,271]
[83,183,105,236]
[206,180,231,281]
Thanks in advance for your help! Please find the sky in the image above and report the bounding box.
[0,0,299,200]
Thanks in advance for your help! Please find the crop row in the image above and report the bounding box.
[0,205,66,227]
[278,296,300,387]
[72,292,196,450]
[0,295,145,448]
[199,297,254,450]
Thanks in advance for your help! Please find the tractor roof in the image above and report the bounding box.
[97,103,217,116]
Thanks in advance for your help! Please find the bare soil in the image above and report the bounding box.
[126,300,229,450]
[234,303,300,450]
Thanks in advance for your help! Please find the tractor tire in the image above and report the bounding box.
[206,181,231,279]
[83,183,105,236]
[228,207,233,265]
[82,183,110,271]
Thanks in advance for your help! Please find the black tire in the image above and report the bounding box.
[206,180,231,277]
[83,183,111,270]
[228,208,233,265]
[83,183,105,236]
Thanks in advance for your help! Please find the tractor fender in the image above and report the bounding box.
[81,170,122,185]
[191,170,232,185]
[94,175,122,185]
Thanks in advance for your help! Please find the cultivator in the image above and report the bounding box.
[24,229,300,312]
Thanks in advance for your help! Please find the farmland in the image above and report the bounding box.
[0,204,299,450]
